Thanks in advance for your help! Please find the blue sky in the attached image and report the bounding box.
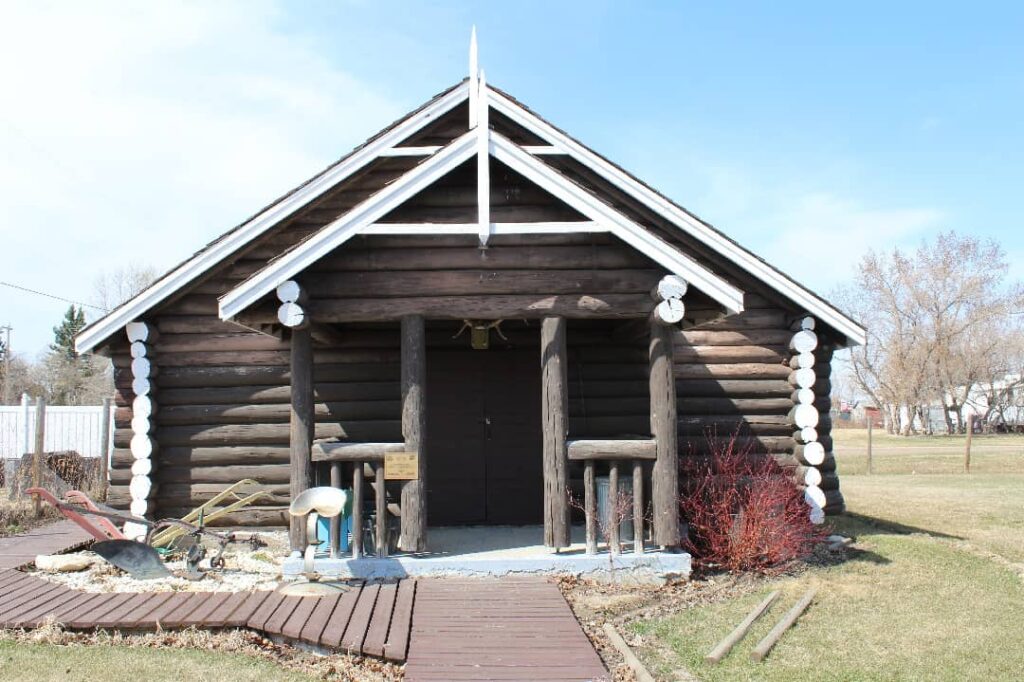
[1,1,1022,358]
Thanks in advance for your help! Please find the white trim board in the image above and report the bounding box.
[75,82,471,353]
[486,87,866,345]
[220,134,744,320]
[219,131,479,320]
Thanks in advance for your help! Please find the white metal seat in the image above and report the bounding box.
[285,487,348,591]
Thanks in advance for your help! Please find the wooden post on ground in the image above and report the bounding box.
[329,462,342,558]
[584,460,597,555]
[965,415,973,474]
[99,397,112,496]
[633,459,644,554]
[352,463,364,559]
[649,320,680,548]
[541,316,570,549]
[33,397,45,517]
[866,419,873,475]
[400,315,427,553]
[288,327,314,552]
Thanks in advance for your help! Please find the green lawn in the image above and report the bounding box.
[631,471,1024,681]
[0,641,317,682]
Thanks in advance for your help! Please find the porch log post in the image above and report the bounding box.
[649,319,681,548]
[541,316,570,549]
[400,314,427,552]
[288,327,315,552]
[352,463,364,559]
[329,462,341,558]
[584,460,597,555]
[633,459,644,554]
[608,460,620,555]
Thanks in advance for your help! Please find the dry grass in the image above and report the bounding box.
[833,428,1024,475]
[0,498,61,538]
[0,625,402,681]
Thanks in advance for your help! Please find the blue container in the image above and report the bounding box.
[314,488,353,553]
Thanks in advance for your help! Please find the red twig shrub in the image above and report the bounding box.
[679,432,823,573]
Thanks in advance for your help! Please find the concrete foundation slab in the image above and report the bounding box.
[282,525,691,584]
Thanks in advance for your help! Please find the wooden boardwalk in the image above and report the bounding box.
[0,523,609,678]
[404,578,608,681]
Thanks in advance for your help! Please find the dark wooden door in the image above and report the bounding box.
[426,348,543,525]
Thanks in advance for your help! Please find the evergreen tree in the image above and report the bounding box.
[51,305,86,361]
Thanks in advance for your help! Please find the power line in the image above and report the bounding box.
[0,281,106,312]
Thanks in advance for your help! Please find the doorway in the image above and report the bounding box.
[426,347,543,525]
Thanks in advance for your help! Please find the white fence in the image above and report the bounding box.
[0,395,113,460]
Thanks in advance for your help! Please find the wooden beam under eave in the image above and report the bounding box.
[541,316,570,549]
[288,326,315,552]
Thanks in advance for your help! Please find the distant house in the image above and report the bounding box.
[73,49,864,557]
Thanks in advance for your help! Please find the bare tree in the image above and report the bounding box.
[835,231,1024,435]
[90,264,159,318]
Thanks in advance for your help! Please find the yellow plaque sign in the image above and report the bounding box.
[384,452,419,480]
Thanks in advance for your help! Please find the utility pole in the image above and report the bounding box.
[0,325,11,405]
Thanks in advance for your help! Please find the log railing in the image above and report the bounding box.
[313,440,405,559]
[568,439,655,555]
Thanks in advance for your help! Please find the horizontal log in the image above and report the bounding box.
[675,379,794,397]
[676,329,793,346]
[677,415,795,436]
[156,316,252,334]
[154,348,401,367]
[675,364,792,380]
[122,421,402,447]
[678,435,795,455]
[158,446,290,467]
[158,363,400,388]
[679,452,800,472]
[158,381,401,406]
[300,294,656,321]
[312,441,406,462]
[158,464,290,484]
[310,244,653,272]
[691,311,787,330]
[567,439,656,460]
[156,400,400,425]
[159,482,289,506]
[673,345,788,365]
[301,268,663,298]
[676,397,795,415]
[156,333,288,353]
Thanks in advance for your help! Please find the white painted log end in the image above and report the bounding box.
[809,507,826,525]
[789,367,817,389]
[131,458,153,476]
[129,474,152,501]
[125,321,150,343]
[799,426,819,443]
[130,357,153,379]
[790,403,820,429]
[275,280,303,304]
[129,341,148,359]
[132,395,155,419]
[801,441,826,466]
[790,315,816,332]
[794,387,816,405]
[789,352,816,370]
[653,298,685,325]
[277,302,307,328]
[123,519,149,537]
[804,484,827,510]
[129,434,154,460]
[131,376,152,397]
[790,329,819,353]
[651,275,688,302]
[803,466,822,487]
[130,415,151,436]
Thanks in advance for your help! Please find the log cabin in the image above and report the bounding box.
[75,39,864,558]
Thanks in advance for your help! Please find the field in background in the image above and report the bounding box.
[832,427,1024,475]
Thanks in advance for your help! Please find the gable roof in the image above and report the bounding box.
[77,77,865,352]
[218,129,746,320]
[74,80,470,353]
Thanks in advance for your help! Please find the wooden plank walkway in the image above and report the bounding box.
[0,521,415,661]
[404,578,608,682]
